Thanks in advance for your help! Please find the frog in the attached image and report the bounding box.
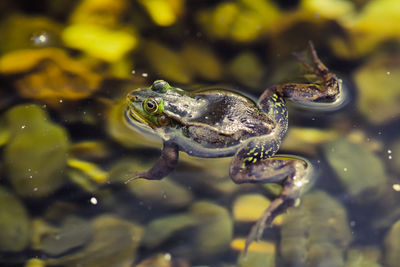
[124,42,342,253]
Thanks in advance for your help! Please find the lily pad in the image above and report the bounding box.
[136,253,177,267]
[189,201,233,258]
[232,238,276,267]
[62,23,138,62]
[345,247,382,267]
[323,138,388,202]
[280,191,352,266]
[228,51,264,88]
[233,194,271,223]
[0,14,62,53]
[281,127,339,156]
[109,156,194,208]
[389,139,400,174]
[301,0,354,20]
[0,117,10,147]
[46,215,143,267]
[354,54,400,124]
[237,250,275,267]
[0,48,101,107]
[0,186,30,252]
[196,0,280,42]
[69,0,127,26]
[142,214,197,248]
[384,220,400,267]
[142,201,232,260]
[4,104,69,198]
[138,0,183,27]
[25,258,46,267]
[343,0,400,55]
[125,172,193,208]
[182,43,223,81]
[41,216,92,256]
[143,41,192,83]
[307,242,345,267]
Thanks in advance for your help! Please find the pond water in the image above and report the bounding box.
[0,0,400,266]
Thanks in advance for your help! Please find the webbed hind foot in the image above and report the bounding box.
[230,155,311,255]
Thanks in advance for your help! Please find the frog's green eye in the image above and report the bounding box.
[143,97,158,114]
[151,80,169,92]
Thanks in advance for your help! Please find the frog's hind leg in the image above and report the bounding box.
[259,41,341,104]
[229,141,312,254]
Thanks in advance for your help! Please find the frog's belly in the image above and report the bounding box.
[172,127,251,158]
[176,135,240,158]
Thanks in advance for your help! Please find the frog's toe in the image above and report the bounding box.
[255,223,266,241]
[243,216,268,254]
[292,51,315,73]
[124,172,146,184]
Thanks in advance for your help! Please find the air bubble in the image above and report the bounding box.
[31,31,49,46]
[90,197,98,205]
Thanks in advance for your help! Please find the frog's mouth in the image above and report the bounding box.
[124,108,160,142]
[125,107,155,133]
[127,107,146,125]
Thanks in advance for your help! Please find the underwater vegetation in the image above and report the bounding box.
[0,0,399,266]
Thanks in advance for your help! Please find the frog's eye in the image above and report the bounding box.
[151,80,169,92]
[157,114,170,126]
[143,97,158,114]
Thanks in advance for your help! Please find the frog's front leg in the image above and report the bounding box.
[229,139,311,254]
[125,141,179,183]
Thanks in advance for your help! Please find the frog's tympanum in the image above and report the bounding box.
[125,42,342,253]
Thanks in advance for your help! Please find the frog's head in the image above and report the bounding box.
[126,80,177,131]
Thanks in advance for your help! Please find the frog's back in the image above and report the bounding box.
[166,90,275,157]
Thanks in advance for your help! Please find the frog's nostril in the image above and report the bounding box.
[129,95,140,102]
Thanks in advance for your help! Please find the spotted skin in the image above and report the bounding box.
[242,139,280,168]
